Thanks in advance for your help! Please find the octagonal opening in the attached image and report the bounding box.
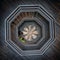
[10,11,51,51]
[18,20,42,44]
